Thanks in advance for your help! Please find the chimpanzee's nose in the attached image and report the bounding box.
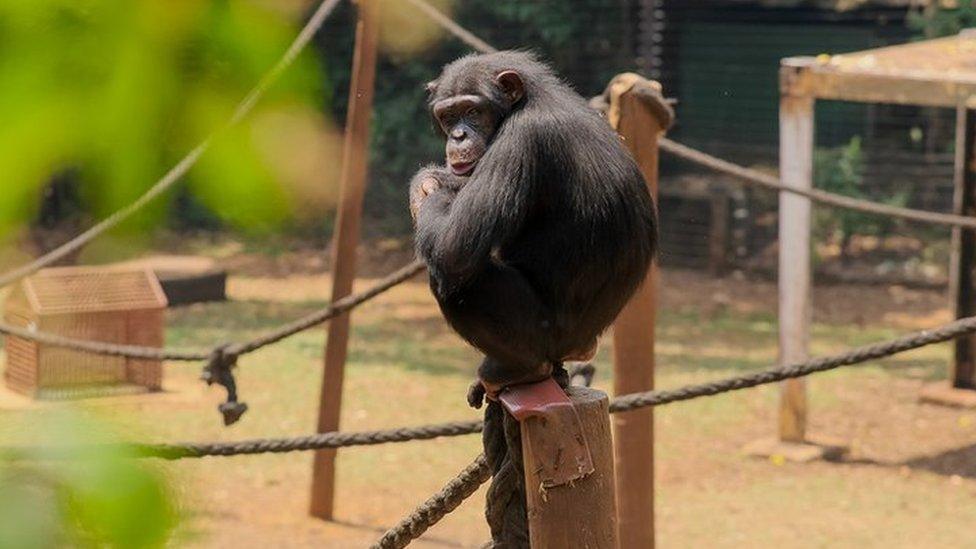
[451,128,467,141]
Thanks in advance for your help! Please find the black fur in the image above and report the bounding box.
[411,51,657,390]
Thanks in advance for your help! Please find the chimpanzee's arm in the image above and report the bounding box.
[411,166,465,267]
[417,120,541,294]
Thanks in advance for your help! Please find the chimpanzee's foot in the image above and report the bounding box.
[470,360,562,408]
[568,362,596,387]
[467,379,486,409]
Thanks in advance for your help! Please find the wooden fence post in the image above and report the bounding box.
[746,60,845,461]
[776,91,814,444]
[921,106,976,407]
[951,107,976,391]
[609,75,671,549]
[309,0,379,520]
[521,386,619,549]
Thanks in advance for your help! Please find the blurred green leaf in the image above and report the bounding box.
[0,412,177,548]
[0,0,325,240]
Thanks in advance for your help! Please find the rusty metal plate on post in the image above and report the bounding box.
[498,378,595,488]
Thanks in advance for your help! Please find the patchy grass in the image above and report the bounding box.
[2,268,975,548]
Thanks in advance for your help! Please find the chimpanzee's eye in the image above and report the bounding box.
[466,107,479,117]
[439,113,457,129]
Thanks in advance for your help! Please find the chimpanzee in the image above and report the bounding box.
[409,51,656,405]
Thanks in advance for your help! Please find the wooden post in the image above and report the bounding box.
[921,106,976,407]
[522,386,618,549]
[745,60,847,460]
[611,78,668,549]
[709,192,730,276]
[951,107,976,390]
[776,92,814,443]
[309,0,379,520]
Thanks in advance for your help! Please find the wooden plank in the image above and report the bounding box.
[777,92,815,442]
[781,57,976,109]
[522,386,618,549]
[309,0,379,520]
[950,107,976,390]
[611,82,665,549]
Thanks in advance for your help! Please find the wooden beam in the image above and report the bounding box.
[781,57,976,109]
[309,0,379,520]
[611,79,668,549]
[777,92,815,442]
[951,107,976,390]
[522,386,618,549]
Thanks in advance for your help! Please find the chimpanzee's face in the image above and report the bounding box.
[427,68,524,178]
[432,94,501,176]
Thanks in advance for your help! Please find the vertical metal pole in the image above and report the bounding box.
[950,106,976,389]
[777,91,815,442]
[309,0,379,520]
[612,83,666,549]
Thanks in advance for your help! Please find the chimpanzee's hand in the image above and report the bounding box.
[409,166,464,222]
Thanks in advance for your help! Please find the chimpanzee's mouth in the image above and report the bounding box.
[450,160,476,176]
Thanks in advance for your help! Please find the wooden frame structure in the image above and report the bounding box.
[775,31,976,454]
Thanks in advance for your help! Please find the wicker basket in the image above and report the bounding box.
[3,266,168,399]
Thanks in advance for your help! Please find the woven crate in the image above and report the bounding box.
[3,266,168,398]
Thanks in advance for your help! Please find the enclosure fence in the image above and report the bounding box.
[3,0,976,547]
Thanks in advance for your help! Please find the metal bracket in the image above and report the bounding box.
[497,377,595,488]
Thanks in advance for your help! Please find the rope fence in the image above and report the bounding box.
[7,311,976,460]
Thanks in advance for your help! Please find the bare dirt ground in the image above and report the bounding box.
[3,243,976,548]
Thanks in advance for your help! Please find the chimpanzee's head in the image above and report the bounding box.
[425,53,528,177]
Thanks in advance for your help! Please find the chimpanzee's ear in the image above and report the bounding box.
[495,70,524,105]
[425,80,439,95]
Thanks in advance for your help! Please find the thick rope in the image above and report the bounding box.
[1,419,482,461]
[0,0,342,290]
[371,455,492,549]
[409,0,976,231]
[0,320,208,361]
[658,138,976,230]
[403,0,498,54]
[610,315,976,413]
[228,261,425,355]
[0,260,425,361]
[482,401,529,548]
[407,0,495,54]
